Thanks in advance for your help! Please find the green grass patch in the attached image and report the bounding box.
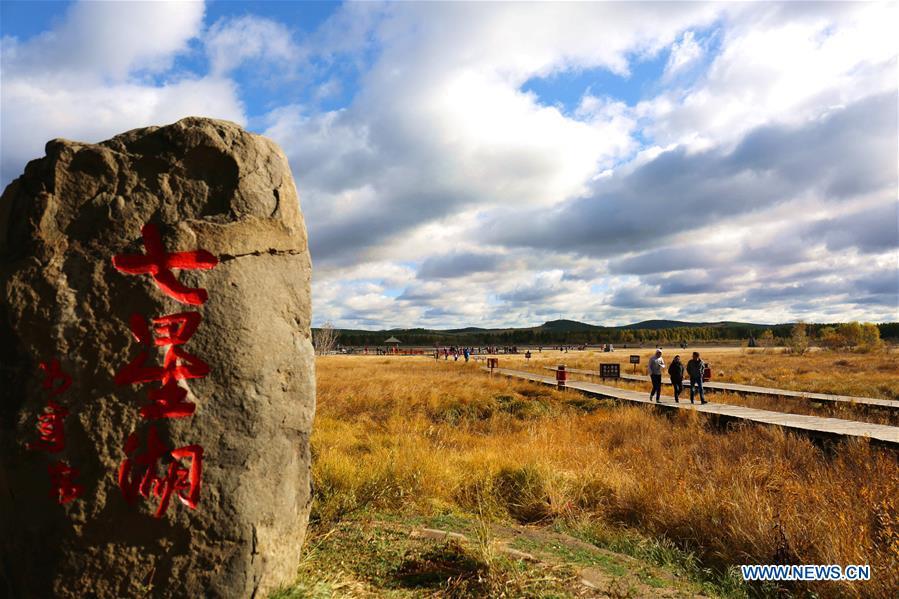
[274,516,580,598]
[558,520,750,599]
[510,536,628,576]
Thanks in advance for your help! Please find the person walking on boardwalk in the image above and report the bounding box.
[686,351,707,404]
[648,349,665,402]
[668,355,685,403]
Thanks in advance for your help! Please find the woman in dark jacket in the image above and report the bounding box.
[668,355,685,403]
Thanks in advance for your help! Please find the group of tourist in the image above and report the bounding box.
[437,346,528,360]
[646,349,708,404]
[439,346,475,361]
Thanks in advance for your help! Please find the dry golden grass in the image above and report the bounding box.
[502,346,899,399]
[312,355,899,598]
[498,347,899,425]
[538,372,899,427]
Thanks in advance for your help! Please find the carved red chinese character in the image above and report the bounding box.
[115,312,208,385]
[115,312,209,418]
[118,426,167,504]
[119,426,203,517]
[161,445,203,513]
[40,359,72,397]
[141,380,195,419]
[112,223,218,305]
[27,400,68,453]
[47,461,83,504]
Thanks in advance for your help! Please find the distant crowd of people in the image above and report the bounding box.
[647,349,708,404]
[433,344,596,359]
[435,345,541,361]
[436,346,506,361]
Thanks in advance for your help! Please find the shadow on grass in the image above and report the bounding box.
[392,541,487,591]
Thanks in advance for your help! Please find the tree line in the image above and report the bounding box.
[323,322,897,348]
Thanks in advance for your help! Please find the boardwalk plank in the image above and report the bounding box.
[491,368,899,448]
[541,366,899,410]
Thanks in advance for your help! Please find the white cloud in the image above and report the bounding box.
[288,1,896,327]
[2,76,244,177]
[640,2,897,149]
[265,1,724,269]
[1,1,246,185]
[205,15,300,76]
[664,31,703,79]
[2,1,205,80]
[3,1,895,328]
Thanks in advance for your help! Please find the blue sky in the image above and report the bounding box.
[524,60,661,111]
[2,1,896,328]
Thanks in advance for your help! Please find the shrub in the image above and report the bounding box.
[787,322,809,354]
[820,322,884,352]
[819,326,844,349]
[857,322,883,352]
[492,465,553,523]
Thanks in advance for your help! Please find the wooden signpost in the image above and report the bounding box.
[599,363,620,380]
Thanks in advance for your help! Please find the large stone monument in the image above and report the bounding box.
[0,118,315,597]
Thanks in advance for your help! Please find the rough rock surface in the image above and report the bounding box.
[0,117,315,598]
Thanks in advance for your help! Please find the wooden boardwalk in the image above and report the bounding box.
[542,367,899,411]
[494,368,899,448]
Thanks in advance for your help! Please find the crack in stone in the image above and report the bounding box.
[218,248,303,262]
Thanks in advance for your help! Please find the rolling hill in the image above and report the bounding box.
[320,319,897,347]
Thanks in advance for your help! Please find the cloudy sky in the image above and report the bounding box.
[2,1,897,328]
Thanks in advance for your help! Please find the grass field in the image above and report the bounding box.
[273,350,899,598]
[502,346,899,399]
[503,347,899,426]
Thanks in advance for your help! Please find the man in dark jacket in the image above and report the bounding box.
[686,351,707,404]
[668,355,685,403]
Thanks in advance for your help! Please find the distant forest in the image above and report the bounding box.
[321,320,899,347]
